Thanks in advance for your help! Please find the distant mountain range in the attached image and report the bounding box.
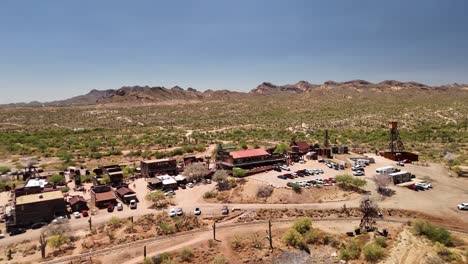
[2,80,467,107]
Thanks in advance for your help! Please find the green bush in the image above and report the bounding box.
[159,222,176,235]
[413,220,452,246]
[179,247,194,262]
[211,255,228,264]
[283,229,305,248]
[335,174,367,187]
[339,238,362,260]
[291,183,301,193]
[203,191,217,199]
[304,228,322,244]
[49,174,65,184]
[0,167,10,174]
[108,217,122,228]
[435,242,459,262]
[232,167,246,177]
[292,217,312,235]
[363,243,385,263]
[374,236,387,248]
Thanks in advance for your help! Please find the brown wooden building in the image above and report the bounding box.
[141,159,178,177]
[90,185,117,208]
[13,190,66,227]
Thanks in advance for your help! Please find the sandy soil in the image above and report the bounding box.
[206,179,358,204]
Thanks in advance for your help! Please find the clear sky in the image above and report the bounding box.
[1,0,468,103]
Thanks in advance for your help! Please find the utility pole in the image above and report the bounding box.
[88,217,92,230]
[212,222,216,241]
[144,245,147,259]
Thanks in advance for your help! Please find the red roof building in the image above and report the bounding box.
[229,149,270,159]
[219,148,286,170]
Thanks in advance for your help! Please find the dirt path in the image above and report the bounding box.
[382,228,437,264]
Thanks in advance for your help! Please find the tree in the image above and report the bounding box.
[122,166,135,178]
[274,144,288,154]
[292,217,312,235]
[183,163,208,182]
[232,167,246,178]
[49,174,65,184]
[374,174,393,197]
[213,170,229,190]
[101,174,111,184]
[0,166,11,174]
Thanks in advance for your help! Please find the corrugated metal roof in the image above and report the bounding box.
[16,190,64,205]
[94,191,116,202]
[230,149,269,159]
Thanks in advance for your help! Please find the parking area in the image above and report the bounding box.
[249,159,355,188]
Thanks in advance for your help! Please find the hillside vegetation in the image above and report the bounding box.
[0,89,467,167]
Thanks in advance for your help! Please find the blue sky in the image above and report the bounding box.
[1,0,468,103]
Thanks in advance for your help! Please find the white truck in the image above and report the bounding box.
[376,166,398,175]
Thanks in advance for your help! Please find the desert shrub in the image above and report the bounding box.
[49,174,65,184]
[336,174,367,187]
[250,233,264,249]
[374,236,387,248]
[0,167,10,174]
[61,186,70,193]
[339,238,362,261]
[229,235,245,250]
[435,242,460,262]
[203,191,217,199]
[232,167,246,177]
[179,247,194,262]
[256,185,274,198]
[211,255,228,264]
[48,234,70,250]
[274,143,288,154]
[108,217,122,228]
[363,243,385,263]
[283,229,305,248]
[143,257,153,264]
[413,220,452,246]
[292,217,312,235]
[291,183,301,193]
[159,222,176,235]
[304,228,322,244]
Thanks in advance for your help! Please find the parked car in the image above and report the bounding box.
[353,171,365,176]
[52,216,68,224]
[286,182,295,187]
[187,183,194,188]
[107,204,115,212]
[221,205,229,215]
[291,173,298,178]
[179,184,186,189]
[457,203,468,210]
[396,161,405,166]
[415,182,431,190]
[8,228,26,236]
[280,165,290,171]
[116,202,124,211]
[81,210,89,217]
[326,163,333,168]
[31,222,47,229]
[176,208,183,216]
[194,207,201,215]
[164,190,175,196]
[273,166,282,172]
[277,175,287,180]
[284,173,293,179]
[299,160,305,164]
[318,158,324,163]
[205,179,211,184]
[73,211,81,218]
[0,233,4,239]
[402,159,412,164]
[129,199,137,209]
[169,208,176,217]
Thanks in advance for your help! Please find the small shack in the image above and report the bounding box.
[115,186,137,204]
[68,195,88,212]
[157,175,178,190]
[90,185,117,208]
[147,178,162,190]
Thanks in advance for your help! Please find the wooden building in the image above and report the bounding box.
[115,186,137,204]
[218,148,286,170]
[68,195,88,212]
[13,190,66,227]
[90,185,117,208]
[141,159,178,177]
